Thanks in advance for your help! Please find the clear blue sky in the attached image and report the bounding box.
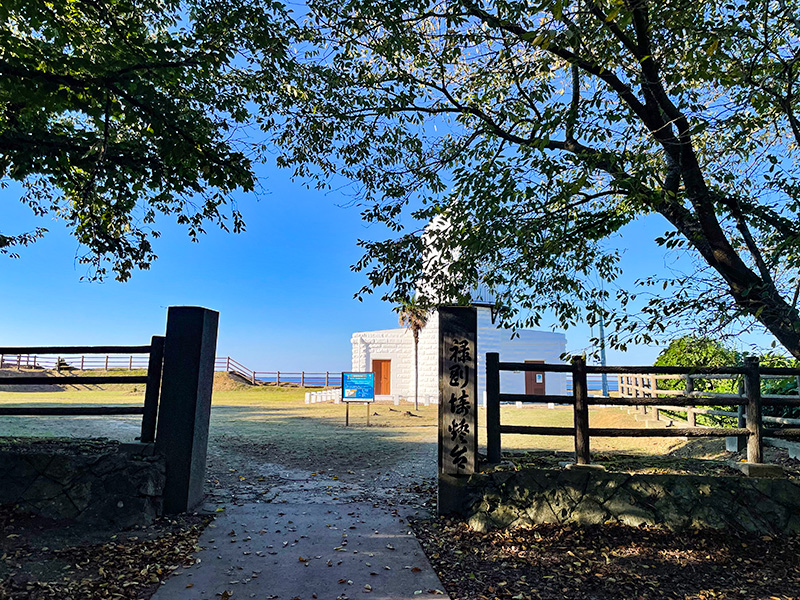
[0,163,777,372]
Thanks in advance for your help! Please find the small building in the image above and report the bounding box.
[351,304,567,404]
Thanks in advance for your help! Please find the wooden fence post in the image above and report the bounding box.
[104,355,109,370]
[685,374,696,426]
[744,356,763,463]
[738,380,746,430]
[486,352,501,464]
[155,306,219,513]
[726,380,748,453]
[140,336,165,443]
[572,356,590,464]
[301,371,305,387]
[277,371,281,386]
[325,371,329,387]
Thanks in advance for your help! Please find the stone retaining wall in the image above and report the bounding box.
[441,467,800,535]
[0,440,165,527]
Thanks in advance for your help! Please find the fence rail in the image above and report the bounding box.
[486,353,800,466]
[0,351,152,372]
[0,352,343,389]
[212,357,343,387]
[0,339,164,443]
[616,369,800,440]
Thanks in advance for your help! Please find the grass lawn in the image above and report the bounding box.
[0,377,692,482]
[0,378,681,457]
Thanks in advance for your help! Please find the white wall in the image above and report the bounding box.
[351,309,567,402]
[497,330,568,396]
[350,328,413,397]
[415,309,440,400]
[476,306,501,405]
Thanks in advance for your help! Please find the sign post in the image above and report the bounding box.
[439,307,478,474]
[438,307,478,514]
[341,372,375,426]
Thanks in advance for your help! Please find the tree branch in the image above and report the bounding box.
[585,1,639,56]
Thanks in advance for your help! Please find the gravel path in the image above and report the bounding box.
[204,432,437,510]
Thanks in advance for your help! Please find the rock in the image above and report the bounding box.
[447,466,800,535]
[739,463,784,478]
[0,438,165,526]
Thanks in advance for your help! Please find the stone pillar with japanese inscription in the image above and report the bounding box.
[438,306,478,514]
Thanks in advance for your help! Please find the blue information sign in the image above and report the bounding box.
[342,372,375,402]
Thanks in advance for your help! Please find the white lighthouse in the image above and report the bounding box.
[351,215,567,403]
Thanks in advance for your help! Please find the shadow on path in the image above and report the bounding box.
[153,403,446,600]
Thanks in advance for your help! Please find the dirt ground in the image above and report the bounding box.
[202,401,438,507]
[502,441,800,479]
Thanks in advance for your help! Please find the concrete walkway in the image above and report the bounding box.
[153,502,446,600]
[152,447,446,600]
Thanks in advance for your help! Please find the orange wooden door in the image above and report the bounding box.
[372,360,391,395]
[525,360,546,395]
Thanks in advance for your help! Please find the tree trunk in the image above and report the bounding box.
[414,333,419,411]
[656,196,800,360]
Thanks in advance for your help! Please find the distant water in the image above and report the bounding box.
[567,376,619,392]
[255,375,343,387]
[254,374,618,392]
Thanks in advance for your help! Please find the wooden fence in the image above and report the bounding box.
[0,353,151,371]
[213,357,341,387]
[617,372,800,428]
[0,340,164,443]
[0,349,341,395]
[0,353,340,389]
[485,353,800,465]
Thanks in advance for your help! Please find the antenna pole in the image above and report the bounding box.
[598,311,609,397]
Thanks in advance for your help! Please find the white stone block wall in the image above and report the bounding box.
[350,328,413,398]
[351,334,366,374]
[415,310,440,400]
[351,309,567,402]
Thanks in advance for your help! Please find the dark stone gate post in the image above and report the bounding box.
[156,306,219,513]
[437,306,478,515]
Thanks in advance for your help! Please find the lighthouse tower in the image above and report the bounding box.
[351,215,567,404]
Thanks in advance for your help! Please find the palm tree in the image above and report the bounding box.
[398,299,429,411]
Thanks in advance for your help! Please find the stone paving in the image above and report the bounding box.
[153,447,445,600]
